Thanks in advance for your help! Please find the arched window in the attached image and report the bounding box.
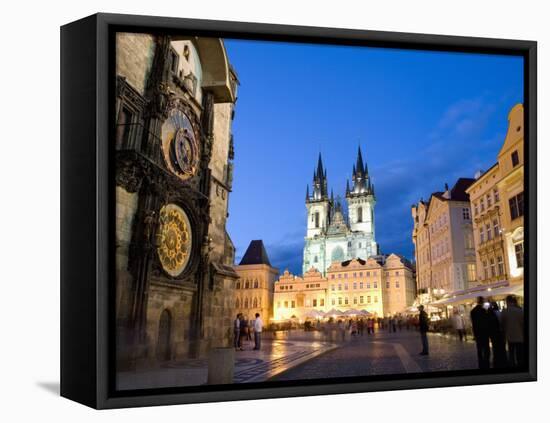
[254,279,259,288]
[357,207,363,223]
[253,298,258,308]
[244,298,249,308]
[245,280,250,289]
[235,298,240,308]
[236,281,241,289]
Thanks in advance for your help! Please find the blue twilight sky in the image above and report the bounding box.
[223,39,523,275]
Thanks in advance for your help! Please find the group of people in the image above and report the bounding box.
[233,313,263,351]
[470,295,524,369]
[416,295,524,368]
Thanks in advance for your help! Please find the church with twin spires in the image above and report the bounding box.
[303,147,379,276]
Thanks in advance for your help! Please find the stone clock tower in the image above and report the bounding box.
[114,33,239,369]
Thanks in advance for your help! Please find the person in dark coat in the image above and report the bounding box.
[488,302,507,368]
[418,305,429,355]
[501,295,524,367]
[470,296,491,369]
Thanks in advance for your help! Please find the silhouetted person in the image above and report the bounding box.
[501,295,524,367]
[488,302,507,368]
[470,296,491,369]
[418,305,429,355]
[451,310,466,342]
[233,313,242,351]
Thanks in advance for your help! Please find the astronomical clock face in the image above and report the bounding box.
[157,204,192,277]
[161,109,200,180]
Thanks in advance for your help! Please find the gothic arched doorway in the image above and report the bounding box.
[156,309,172,361]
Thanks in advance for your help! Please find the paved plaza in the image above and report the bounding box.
[117,329,478,390]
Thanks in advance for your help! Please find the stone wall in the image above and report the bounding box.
[116,33,155,95]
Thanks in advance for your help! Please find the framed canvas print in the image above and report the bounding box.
[60,13,537,409]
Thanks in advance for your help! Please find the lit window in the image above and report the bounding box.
[515,242,524,268]
[509,192,524,220]
[511,150,519,167]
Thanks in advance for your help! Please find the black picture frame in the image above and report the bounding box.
[61,12,537,409]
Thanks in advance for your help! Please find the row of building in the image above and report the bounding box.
[411,103,525,305]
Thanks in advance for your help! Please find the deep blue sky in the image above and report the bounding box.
[223,39,523,275]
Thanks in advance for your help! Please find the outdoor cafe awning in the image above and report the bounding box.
[430,283,523,307]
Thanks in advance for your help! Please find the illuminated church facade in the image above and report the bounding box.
[303,147,379,276]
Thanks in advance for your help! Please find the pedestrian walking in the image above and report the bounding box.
[253,313,263,350]
[470,296,491,369]
[501,295,524,367]
[488,302,507,368]
[391,316,398,333]
[451,310,466,342]
[418,305,429,355]
[358,318,365,336]
[233,313,242,351]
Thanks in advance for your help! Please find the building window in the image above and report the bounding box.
[486,223,492,240]
[493,220,500,238]
[515,242,524,268]
[479,227,485,243]
[463,207,471,220]
[116,107,134,149]
[465,232,474,249]
[360,282,364,289]
[357,207,363,223]
[483,260,489,280]
[235,298,240,308]
[360,296,364,303]
[331,274,335,279]
[253,298,258,308]
[386,281,390,289]
[358,242,362,248]
[338,284,342,290]
[170,50,179,73]
[236,281,241,289]
[497,256,504,275]
[474,202,479,216]
[353,297,358,305]
[360,272,363,277]
[291,301,296,308]
[320,299,325,306]
[344,283,349,290]
[480,198,485,212]
[494,188,500,203]
[284,301,288,308]
[396,281,400,288]
[254,279,259,288]
[338,297,342,305]
[314,212,320,228]
[314,256,318,263]
[490,258,496,277]
[467,263,476,282]
[331,284,335,291]
[509,192,524,220]
[353,282,357,289]
[332,299,336,305]
[374,282,378,288]
[374,296,378,303]
[511,150,519,167]
[345,297,349,305]
[367,296,371,303]
[245,281,250,289]
[487,194,492,208]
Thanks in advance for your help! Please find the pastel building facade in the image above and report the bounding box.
[466,103,524,286]
[411,179,477,295]
[273,254,416,321]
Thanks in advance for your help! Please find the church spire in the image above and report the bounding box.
[348,146,374,197]
[310,153,329,201]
